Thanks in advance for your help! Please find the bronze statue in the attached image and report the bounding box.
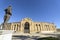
[4,6,12,23]
[2,6,12,29]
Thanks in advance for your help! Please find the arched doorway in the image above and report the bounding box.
[24,22,30,33]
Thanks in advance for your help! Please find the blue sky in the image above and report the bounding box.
[0,0,60,28]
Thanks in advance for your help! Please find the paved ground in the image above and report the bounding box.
[12,36,37,40]
[12,36,60,40]
[12,32,60,40]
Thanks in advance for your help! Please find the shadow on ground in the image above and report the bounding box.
[37,37,60,40]
[12,36,60,40]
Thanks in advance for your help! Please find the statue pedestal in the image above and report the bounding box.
[0,30,14,40]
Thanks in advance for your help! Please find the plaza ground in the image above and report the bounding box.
[12,32,60,40]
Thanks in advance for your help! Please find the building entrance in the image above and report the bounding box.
[24,22,30,33]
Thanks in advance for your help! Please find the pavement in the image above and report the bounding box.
[12,32,60,40]
[12,36,37,40]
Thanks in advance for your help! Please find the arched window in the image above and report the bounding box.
[45,25,49,31]
[39,24,41,31]
[36,24,38,31]
[14,25,16,30]
[39,24,40,26]
[36,24,38,26]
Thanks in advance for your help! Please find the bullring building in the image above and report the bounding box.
[4,18,56,33]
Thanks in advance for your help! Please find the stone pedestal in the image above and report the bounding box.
[0,30,14,40]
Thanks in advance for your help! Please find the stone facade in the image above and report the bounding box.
[5,18,56,33]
